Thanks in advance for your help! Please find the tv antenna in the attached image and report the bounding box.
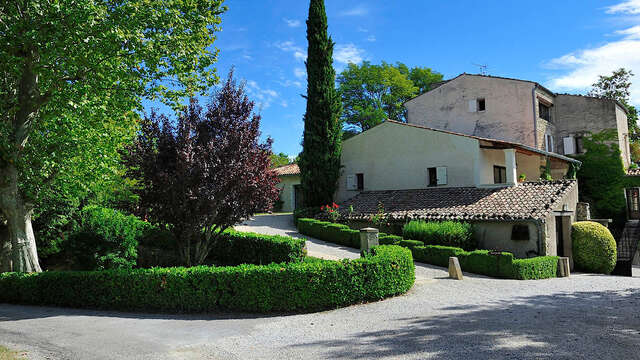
[473,63,489,76]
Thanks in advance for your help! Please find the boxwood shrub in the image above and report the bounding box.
[402,220,475,250]
[571,221,617,274]
[210,230,306,265]
[0,245,414,313]
[297,218,558,280]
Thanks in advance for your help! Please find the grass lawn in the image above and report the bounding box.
[0,346,25,360]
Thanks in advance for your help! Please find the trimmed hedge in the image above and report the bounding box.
[297,218,558,280]
[0,245,414,313]
[571,221,617,274]
[379,234,402,245]
[403,220,474,250]
[512,257,559,280]
[211,230,306,265]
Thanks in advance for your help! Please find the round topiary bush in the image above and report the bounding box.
[571,221,617,274]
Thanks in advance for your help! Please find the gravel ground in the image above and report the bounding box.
[1,214,639,360]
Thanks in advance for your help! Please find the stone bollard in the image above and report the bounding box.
[557,257,571,277]
[449,257,464,280]
[359,227,379,254]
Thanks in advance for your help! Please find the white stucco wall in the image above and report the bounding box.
[336,122,480,202]
[275,175,300,212]
[404,74,536,147]
[616,104,631,168]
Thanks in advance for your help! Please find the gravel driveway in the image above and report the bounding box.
[1,214,639,359]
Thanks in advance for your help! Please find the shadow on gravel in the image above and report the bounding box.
[291,288,640,359]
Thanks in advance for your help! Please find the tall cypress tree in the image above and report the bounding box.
[299,0,343,207]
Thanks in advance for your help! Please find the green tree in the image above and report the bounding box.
[270,152,292,168]
[298,0,343,207]
[337,61,442,132]
[0,0,226,272]
[588,68,639,140]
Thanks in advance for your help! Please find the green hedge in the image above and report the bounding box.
[211,230,306,265]
[571,221,617,274]
[512,257,559,280]
[297,218,557,280]
[379,234,402,245]
[0,245,414,313]
[402,220,475,250]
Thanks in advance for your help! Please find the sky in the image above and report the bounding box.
[144,0,640,158]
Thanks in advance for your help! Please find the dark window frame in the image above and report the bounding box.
[538,102,551,122]
[575,135,583,154]
[356,173,364,190]
[427,167,437,187]
[493,165,507,184]
[477,98,486,112]
[511,224,530,241]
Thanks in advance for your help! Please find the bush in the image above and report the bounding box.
[66,206,150,270]
[210,230,306,265]
[293,207,320,226]
[512,256,558,280]
[379,234,402,245]
[0,245,414,313]
[398,240,424,249]
[571,221,617,274]
[402,220,474,250]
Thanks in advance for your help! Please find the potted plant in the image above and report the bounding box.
[518,174,526,183]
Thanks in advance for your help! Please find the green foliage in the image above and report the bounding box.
[337,61,443,132]
[0,245,414,313]
[571,221,617,274]
[211,230,306,265]
[67,206,150,270]
[298,218,556,279]
[299,0,343,207]
[512,257,559,280]
[402,220,474,250]
[270,152,292,168]
[297,219,359,247]
[293,207,321,226]
[540,157,552,180]
[574,130,638,229]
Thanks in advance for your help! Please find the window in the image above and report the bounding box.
[493,165,507,184]
[356,173,364,190]
[427,167,447,186]
[563,136,575,155]
[428,168,437,187]
[545,134,554,152]
[511,225,530,241]
[477,98,486,112]
[539,102,551,121]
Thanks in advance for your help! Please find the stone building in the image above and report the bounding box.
[273,163,301,212]
[404,73,631,168]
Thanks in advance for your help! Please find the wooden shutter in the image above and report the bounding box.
[468,100,476,112]
[563,136,575,155]
[436,167,447,185]
[346,175,357,190]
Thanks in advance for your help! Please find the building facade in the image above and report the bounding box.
[404,74,631,168]
[273,163,301,212]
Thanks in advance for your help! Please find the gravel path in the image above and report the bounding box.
[1,214,639,359]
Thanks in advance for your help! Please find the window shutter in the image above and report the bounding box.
[346,175,357,190]
[468,100,476,112]
[436,167,447,185]
[563,136,575,155]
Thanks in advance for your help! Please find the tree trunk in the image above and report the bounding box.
[0,219,11,272]
[0,163,42,273]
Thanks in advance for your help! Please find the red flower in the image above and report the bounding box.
[332,202,339,209]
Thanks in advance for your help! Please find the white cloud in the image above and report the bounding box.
[275,41,306,62]
[278,79,303,88]
[366,35,376,42]
[294,67,306,79]
[280,100,288,108]
[245,80,279,109]
[333,43,365,64]
[284,18,301,27]
[339,5,368,16]
[606,0,640,14]
[546,2,640,105]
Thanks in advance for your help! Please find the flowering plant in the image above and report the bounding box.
[321,202,340,222]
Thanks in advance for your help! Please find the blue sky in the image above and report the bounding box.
[145,0,640,158]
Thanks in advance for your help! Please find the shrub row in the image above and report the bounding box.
[0,245,414,313]
[297,218,558,280]
[402,220,474,250]
[211,230,306,265]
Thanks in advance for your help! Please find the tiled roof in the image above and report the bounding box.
[339,180,577,222]
[627,168,640,176]
[273,163,300,176]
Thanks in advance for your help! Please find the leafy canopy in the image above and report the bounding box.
[337,61,442,132]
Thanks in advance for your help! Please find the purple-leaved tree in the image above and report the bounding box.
[128,72,279,266]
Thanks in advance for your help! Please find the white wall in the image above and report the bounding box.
[275,175,300,212]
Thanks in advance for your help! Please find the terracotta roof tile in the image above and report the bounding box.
[339,180,577,222]
[274,163,300,176]
[627,168,640,176]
